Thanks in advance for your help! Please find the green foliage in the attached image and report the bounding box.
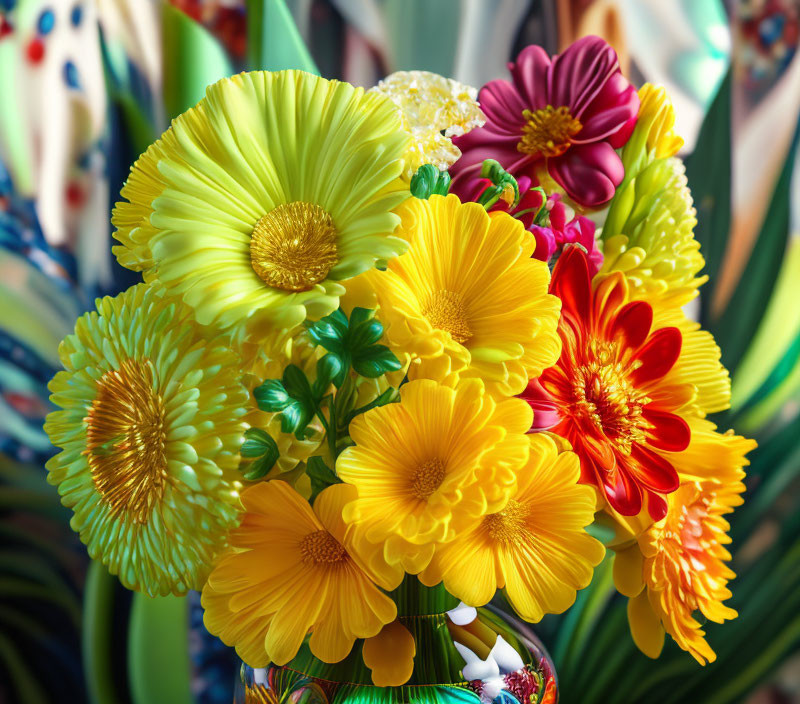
[475,159,520,210]
[410,164,452,199]
[306,456,342,503]
[239,429,281,480]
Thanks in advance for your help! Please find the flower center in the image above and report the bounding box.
[483,499,529,543]
[518,105,582,158]
[411,458,446,500]
[572,342,649,456]
[85,358,167,524]
[250,201,338,292]
[300,529,348,564]
[421,290,472,343]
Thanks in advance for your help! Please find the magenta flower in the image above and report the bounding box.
[450,36,639,207]
[531,195,603,275]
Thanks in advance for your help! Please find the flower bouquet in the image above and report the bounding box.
[45,36,755,704]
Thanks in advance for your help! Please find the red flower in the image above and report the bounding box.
[534,247,690,519]
[450,36,638,207]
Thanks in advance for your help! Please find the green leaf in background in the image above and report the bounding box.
[352,344,403,378]
[684,69,731,327]
[240,428,280,480]
[306,456,342,503]
[314,353,345,393]
[161,3,235,121]
[246,0,318,73]
[410,164,452,199]
[253,378,291,412]
[253,366,316,438]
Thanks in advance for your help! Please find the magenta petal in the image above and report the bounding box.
[531,225,557,261]
[548,142,624,207]
[548,36,620,118]
[478,80,530,136]
[509,44,551,109]
[449,131,531,201]
[575,73,640,143]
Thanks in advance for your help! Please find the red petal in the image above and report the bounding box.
[642,408,691,452]
[610,301,653,350]
[593,273,628,329]
[644,491,668,521]
[630,444,680,494]
[550,246,592,324]
[630,327,682,385]
[603,463,643,516]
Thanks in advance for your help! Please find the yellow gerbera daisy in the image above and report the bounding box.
[112,70,411,332]
[345,194,561,396]
[421,434,605,621]
[202,481,397,667]
[371,70,486,179]
[337,378,532,574]
[44,284,249,596]
[600,83,705,308]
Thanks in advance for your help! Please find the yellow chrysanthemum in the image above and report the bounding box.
[599,83,704,307]
[202,481,398,667]
[337,378,532,573]
[421,434,604,621]
[113,70,411,332]
[345,194,561,396]
[371,70,486,179]
[44,285,249,596]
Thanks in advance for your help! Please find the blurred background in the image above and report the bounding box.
[0,0,798,702]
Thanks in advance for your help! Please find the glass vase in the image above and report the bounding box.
[233,579,557,704]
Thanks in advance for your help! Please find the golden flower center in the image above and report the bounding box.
[421,290,472,344]
[518,105,582,158]
[483,499,529,543]
[411,458,446,499]
[250,201,338,292]
[572,342,649,456]
[300,529,348,564]
[85,358,167,524]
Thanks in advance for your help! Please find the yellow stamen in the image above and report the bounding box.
[411,458,446,499]
[250,201,338,292]
[300,529,348,564]
[483,499,529,543]
[518,105,582,158]
[421,290,472,343]
[85,358,167,524]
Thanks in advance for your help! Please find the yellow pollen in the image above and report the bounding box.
[300,529,348,564]
[518,105,582,158]
[250,201,338,292]
[85,358,167,524]
[421,290,472,343]
[572,341,650,456]
[411,458,447,500]
[483,499,529,543]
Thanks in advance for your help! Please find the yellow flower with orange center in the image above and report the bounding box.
[345,194,561,396]
[336,377,533,573]
[421,434,605,621]
[202,481,399,668]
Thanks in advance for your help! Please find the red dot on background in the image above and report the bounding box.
[0,18,13,39]
[26,36,45,63]
[65,181,85,208]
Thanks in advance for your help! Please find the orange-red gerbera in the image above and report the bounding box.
[534,246,696,519]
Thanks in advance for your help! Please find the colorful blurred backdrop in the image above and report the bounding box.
[0,1,798,702]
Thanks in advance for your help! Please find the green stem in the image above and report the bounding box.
[389,575,459,617]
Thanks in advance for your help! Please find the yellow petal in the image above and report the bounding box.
[627,591,665,659]
[363,620,416,686]
[613,546,645,598]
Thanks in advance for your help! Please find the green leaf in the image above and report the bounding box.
[349,318,384,351]
[240,428,279,459]
[314,354,344,394]
[346,386,400,424]
[476,159,520,209]
[241,454,277,481]
[280,400,313,438]
[305,310,348,354]
[253,379,290,412]
[306,456,342,502]
[282,364,313,402]
[410,164,451,199]
[352,345,403,378]
[245,0,318,74]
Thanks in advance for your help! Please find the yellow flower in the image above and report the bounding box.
[346,194,561,396]
[600,84,704,308]
[362,620,417,686]
[371,70,486,179]
[113,70,410,333]
[610,424,755,664]
[202,481,398,667]
[44,284,248,596]
[421,435,605,622]
[337,378,532,573]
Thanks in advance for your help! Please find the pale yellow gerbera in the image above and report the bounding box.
[202,481,399,667]
[113,70,410,332]
[371,70,486,179]
[345,194,561,396]
[337,377,532,574]
[44,284,249,596]
[600,84,705,308]
[421,434,605,621]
